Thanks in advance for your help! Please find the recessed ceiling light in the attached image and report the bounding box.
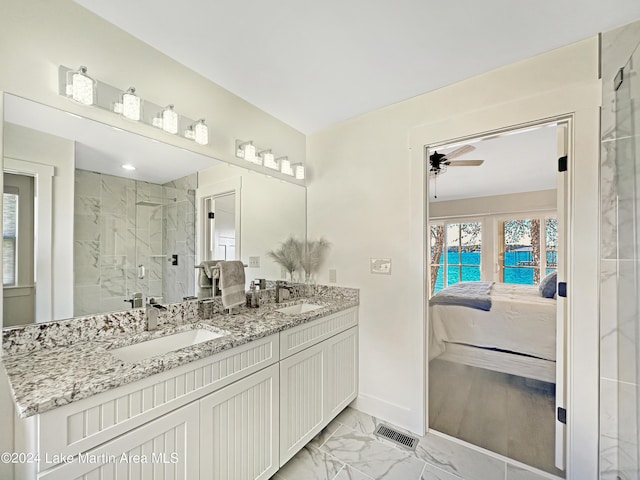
[122,164,136,171]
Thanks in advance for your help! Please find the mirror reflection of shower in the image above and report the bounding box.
[73,170,197,316]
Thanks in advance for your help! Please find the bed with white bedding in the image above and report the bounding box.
[429,282,557,383]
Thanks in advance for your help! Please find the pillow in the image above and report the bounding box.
[539,271,557,298]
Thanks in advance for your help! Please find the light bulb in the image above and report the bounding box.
[162,105,178,134]
[122,87,141,121]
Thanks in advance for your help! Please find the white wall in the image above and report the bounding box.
[307,38,600,478]
[199,163,306,283]
[3,123,74,321]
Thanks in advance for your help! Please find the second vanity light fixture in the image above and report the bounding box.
[235,140,305,180]
[62,65,209,146]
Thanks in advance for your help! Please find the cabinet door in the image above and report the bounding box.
[200,363,279,480]
[279,341,325,466]
[326,327,359,419]
[38,403,199,480]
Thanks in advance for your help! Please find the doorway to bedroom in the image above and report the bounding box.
[426,119,569,477]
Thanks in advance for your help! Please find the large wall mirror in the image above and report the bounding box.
[2,93,306,327]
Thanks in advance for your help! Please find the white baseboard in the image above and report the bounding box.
[352,393,424,436]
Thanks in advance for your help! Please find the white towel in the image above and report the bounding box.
[218,261,246,309]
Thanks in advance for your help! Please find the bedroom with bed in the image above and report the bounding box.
[426,122,567,477]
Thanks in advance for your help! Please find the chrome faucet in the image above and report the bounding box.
[146,301,167,331]
[275,281,292,303]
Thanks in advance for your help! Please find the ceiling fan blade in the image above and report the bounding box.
[444,145,476,160]
[448,160,484,167]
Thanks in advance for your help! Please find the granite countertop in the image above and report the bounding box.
[2,294,358,418]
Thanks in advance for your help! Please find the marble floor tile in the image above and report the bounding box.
[277,445,344,480]
[421,463,466,480]
[333,465,374,480]
[320,425,427,480]
[411,432,505,480]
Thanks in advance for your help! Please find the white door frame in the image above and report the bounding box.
[411,113,580,473]
[195,178,242,265]
[3,157,54,322]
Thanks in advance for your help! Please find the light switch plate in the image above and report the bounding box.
[329,269,337,283]
[249,256,260,268]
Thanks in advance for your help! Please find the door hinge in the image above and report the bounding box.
[558,156,568,172]
[614,67,624,91]
[558,282,567,298]
[208,212,215,219]
[557,407,567,424]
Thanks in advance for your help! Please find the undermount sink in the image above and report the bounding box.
[111,329,226,363]
[276,303,324,315]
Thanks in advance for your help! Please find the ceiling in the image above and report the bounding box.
[429,124,558,202]
[4,94,219,184]
[74,0,640,134]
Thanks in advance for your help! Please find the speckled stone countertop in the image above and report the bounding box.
[1,285,358,418]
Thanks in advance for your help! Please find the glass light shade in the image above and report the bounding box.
[152,117,163,128]
[162,105,178,134]
[122,88,141,121]
[243,143,257,162]
[263,151,278,169]
[293,164,305,180]
[279,157,293,176]
[194,120,208,145]
[66,66,94,105]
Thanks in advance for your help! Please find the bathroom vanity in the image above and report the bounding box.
[2,287,358,480]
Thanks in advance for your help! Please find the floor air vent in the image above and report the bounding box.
[374,424,419,450]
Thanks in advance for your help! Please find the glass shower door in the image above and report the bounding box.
[614,42,640,479]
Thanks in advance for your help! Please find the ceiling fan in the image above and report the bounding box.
[428,145,485,198]
[428,145,484,176]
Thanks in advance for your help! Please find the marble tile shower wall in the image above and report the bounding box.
[73,170,197,316]
[599,20,640,480]
[161,174,197,304]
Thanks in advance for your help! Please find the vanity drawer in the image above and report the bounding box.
[279,307,358,359]
[35,333,279,469]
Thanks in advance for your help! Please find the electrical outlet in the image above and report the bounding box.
[329,269,337,283]
[249,256,260,268]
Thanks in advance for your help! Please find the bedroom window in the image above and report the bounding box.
[430,221,481,295]
[498,216,557,285]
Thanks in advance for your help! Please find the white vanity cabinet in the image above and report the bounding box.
[199,363,279,480]
[13,305,358,480]
[38,402,200,480]
[16,334,279,480]
[279,307,358,466]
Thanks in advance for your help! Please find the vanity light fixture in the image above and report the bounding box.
[260,150,279,170]
[161,105,179,134]
[292,163,305,180]
[60,65,210,145]
[278,156,294,176]
[194,119,208,145]
[237,141,258,163]
[113,87,141,121]
[185,119,209,145]
[65,66,95,105]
